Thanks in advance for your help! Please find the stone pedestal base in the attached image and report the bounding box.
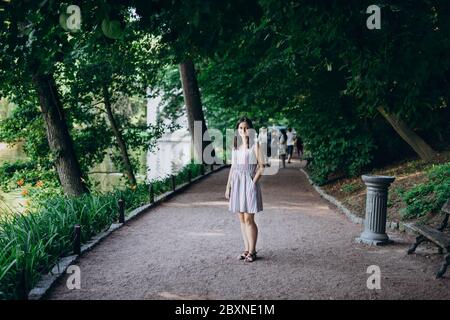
[355,237,394,246]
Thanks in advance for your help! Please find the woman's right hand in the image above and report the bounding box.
[225,188,230,199]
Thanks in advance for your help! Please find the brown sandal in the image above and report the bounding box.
[237,251,249,260]
[245,252,257,262]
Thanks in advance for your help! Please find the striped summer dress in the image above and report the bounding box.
[228,144,263,214]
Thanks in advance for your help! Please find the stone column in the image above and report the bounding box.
[356,175,395,245]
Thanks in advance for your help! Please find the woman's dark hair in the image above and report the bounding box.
[233,116,255,150]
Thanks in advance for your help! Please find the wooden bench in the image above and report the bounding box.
[407,199,450,278]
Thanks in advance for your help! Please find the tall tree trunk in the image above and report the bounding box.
[32,73,87,196]
[102,84,137,186]
[377,106,436,161]
[179,59,215,164]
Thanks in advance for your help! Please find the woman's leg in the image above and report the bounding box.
[238,213,249,252]
[244,213,258,254]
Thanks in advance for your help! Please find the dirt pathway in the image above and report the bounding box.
[47,159,449,300]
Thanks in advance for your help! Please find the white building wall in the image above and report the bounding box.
[146,88,192,182]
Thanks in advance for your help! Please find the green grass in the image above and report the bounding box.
[340,183,361,194]
[0,162,205,300]
[399,162,450,219]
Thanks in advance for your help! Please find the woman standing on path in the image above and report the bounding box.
[225,116,264,263]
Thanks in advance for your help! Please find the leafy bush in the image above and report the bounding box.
[302,126,375,185]
[0,160,58,192]
[400,163,450,219]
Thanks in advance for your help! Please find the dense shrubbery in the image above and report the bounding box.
[0,160,58,192]
[297,107,375,185]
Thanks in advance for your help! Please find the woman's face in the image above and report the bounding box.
[238,121,250,138]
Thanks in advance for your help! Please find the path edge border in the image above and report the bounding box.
[28,164,229,300]
[299,168,416,235]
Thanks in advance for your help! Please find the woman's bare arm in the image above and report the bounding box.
[253,142,265,183]
[226,166,233,191]
[225,152,233,197]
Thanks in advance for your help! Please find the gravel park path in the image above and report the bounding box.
[47,159,449,300]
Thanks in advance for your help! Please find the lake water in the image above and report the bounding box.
[0,142,28,213]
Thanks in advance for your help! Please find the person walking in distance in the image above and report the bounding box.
[225,116,264,263]
[278,129,287,168]
[286,127,295,164]
[270,129,278,165]
[295,135,304,159]
[258,126,269,167]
